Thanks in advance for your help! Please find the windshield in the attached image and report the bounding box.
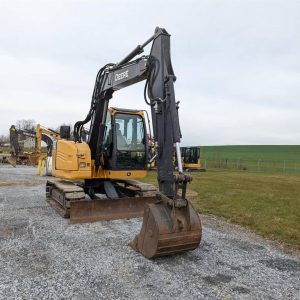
[115,113,145,151]
[183,147,200,164]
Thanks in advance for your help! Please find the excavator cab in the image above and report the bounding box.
[103,108,147,171]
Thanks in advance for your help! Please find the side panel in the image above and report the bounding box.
[56,140,79,171]
[52,140,92,179]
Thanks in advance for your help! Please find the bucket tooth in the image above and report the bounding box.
[129,194,202,259]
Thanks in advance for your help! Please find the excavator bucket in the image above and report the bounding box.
[129,194,202,259]
[69,196,158,224]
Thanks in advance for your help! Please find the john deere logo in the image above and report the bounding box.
[115,70,129,81]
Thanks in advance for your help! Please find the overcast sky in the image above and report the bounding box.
[0,0,299,145]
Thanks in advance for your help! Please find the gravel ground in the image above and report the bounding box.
[0,165,299,300]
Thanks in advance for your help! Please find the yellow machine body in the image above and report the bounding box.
[51,139,147,180]
[51,108,147,180]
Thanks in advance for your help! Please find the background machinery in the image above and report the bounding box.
[9,125,40,166]
[181,146,204,171]
[8,124,61,170]
[46,27,202,259]
[149,146,203,171]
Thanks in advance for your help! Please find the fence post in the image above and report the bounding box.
[257,159,260,172]
[283,160,286,173]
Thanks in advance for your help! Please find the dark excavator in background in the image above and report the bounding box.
[9,125,40,166]
[9,124,59,167]
[46,27,202,259]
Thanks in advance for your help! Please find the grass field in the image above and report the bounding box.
[200,145,300,174]
[144,170,300,251]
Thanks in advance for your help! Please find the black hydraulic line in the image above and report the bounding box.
[74,63,115,142]
[144,79,151,106]
[41,134,54,156]
[142,109,152,141]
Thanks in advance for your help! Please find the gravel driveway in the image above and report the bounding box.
[0,166,299,299]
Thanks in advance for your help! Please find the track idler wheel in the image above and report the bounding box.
[129,193,202,259]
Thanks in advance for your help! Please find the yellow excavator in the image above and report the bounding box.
[46,27,202,259]
[181,146,204,171]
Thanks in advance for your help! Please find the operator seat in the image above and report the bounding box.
[116,123,127,149]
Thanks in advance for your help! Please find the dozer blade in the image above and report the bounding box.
[129,194,202,259]
[70,196,158,224]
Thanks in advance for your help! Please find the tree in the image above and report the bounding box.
[16,119,36,132]
[0,134,9,147]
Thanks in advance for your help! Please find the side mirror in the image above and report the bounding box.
[60,126,71,139]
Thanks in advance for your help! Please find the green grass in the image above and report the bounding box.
[144,169,300,250]
[200,145,300,174]
[201,145,300,161]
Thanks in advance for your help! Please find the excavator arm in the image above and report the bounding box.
[36,124,61,156]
